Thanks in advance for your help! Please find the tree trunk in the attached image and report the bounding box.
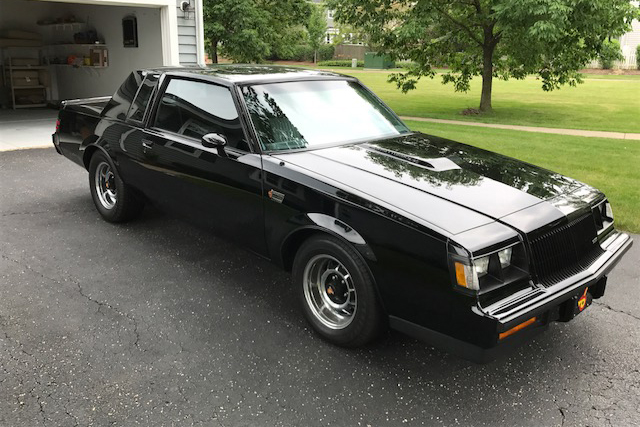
[479,43,494,112]
[314,49,317,64]
[211,39,218,64]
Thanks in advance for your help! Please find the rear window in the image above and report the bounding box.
[102,71,144,120]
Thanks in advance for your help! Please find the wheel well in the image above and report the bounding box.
[281,228,323,272]
[82,145,99,170]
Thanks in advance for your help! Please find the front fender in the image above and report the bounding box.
[280,213,377,267]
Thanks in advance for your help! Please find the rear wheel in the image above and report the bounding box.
[89,151,144,222]
[293,234,383,347]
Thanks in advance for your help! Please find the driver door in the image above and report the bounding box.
[138,77,266,255]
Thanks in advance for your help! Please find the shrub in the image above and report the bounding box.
[291,45,315,62]
[637,44,640,70]
[317,59,364,67]
[267,44,334,62]
[318,44,335,61]
[599,39,623,69]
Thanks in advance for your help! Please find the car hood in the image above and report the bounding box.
[272,133,593,234]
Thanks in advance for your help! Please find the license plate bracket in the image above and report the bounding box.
[558,286,593,322]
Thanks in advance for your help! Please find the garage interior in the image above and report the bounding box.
[0,0,169,109]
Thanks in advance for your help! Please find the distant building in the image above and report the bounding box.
[619,7,640,68]
[310,0,338,43]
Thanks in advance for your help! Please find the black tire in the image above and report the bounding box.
[292,234,384,347]
[88,151,144,223]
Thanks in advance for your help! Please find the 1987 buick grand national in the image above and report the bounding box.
[53,65,632,362]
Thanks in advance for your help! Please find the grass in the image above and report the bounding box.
[578,73,640,80]
[339,72,640,133]
[404,120,640,233]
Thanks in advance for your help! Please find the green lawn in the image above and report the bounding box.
[579,74,640,81]
[405,120,640,233]
[342,72,640,133]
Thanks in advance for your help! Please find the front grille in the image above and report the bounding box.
[529,213,604,286]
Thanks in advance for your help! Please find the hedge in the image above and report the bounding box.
[317,59,364,67]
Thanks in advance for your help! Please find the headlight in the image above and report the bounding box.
[450,242,529,294]
[498,247,512,268]
[593,200,614,234]
[473,256,490,277]
[605,202,613,220]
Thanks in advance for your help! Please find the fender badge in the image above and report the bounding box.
[268,189,285,204]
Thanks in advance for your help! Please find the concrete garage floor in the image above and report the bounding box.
[0,108,58,152]
[1,148,639,427]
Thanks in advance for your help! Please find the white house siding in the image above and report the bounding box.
[176,0,198,65]
[620,19,640,67]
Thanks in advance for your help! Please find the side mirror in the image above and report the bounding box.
[201,133,228,157]
[201,133,227,148]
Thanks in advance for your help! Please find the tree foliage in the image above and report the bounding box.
[307,4,328,63]
[328,0,639,111]
[203,0,310,63]
[598,39,624,69]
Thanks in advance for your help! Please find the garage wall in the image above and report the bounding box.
[0,0,163,101]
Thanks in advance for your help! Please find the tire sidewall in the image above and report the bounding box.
[293,235,381,347]
[89,151,121,222]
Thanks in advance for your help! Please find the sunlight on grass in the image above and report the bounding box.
[345,73,640,133]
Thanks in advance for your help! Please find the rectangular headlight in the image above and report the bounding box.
[498,247,512,268]
[450,242,529,294]
[605,202,613,220]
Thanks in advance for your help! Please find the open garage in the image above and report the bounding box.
[0,0,204,107]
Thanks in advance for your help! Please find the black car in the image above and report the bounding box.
[53,65,632,362]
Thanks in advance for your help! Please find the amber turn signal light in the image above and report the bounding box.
[454,261,479,290]
[498,317,536,340]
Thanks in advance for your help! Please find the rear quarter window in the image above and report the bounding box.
[102,71,144,120]
[127,74,159,123]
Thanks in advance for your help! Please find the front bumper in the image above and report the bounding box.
[391,231,633,363]
[481,231,632,331]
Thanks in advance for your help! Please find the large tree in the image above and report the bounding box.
[307,4,328,64]
[328,0,638,112]
[203,0,309,63]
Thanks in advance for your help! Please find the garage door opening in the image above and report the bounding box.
[0,0,173,108]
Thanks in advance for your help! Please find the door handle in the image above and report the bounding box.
[141,139,154,151]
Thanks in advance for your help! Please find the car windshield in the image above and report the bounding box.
[242,80,410,152]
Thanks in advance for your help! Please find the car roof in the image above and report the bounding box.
[144,64,354,85]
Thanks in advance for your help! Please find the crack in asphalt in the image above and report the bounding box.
[558,407,566,427]
[594,301,640,322]
[0,208,93,217]
[1,254,143,353]
[75,280,143,352]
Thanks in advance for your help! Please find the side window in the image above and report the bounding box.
[127,74,159,123]
[153,78,248,151]
[102,71,143,120]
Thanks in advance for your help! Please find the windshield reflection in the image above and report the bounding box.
[242,80,409,151]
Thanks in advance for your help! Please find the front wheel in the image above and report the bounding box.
[293,234,384,347]
[88,151,144,223]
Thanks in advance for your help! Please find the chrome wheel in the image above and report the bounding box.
[94,161,117,210]
[303,254,357,330]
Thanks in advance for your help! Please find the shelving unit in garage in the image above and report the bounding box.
[40,21,109,69]
[1,47,49,109]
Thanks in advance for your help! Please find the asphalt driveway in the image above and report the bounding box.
[1,148,639,427]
